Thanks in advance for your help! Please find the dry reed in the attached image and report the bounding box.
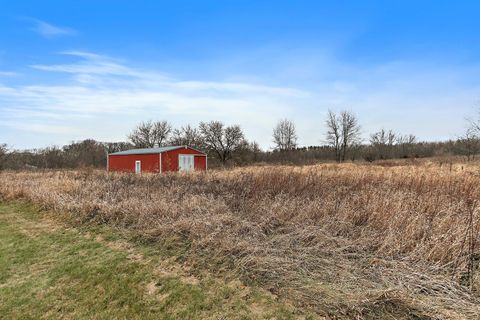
[1,161,479,319]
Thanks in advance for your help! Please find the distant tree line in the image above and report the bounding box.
[2,109,480,170]
[0,140,133,170]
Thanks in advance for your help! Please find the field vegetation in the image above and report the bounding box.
[1,159,480,319]
[0,202,294,319]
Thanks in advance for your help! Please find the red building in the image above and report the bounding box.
[108,146,207,173]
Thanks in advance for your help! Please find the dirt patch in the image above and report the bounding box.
[146,281,158,295]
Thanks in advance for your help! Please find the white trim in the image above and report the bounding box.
[159,152,162,173]
[106,153,109,172]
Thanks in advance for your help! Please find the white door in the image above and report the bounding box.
[135,160,141,174]
[179,155,194,172]
[188,156,194,171]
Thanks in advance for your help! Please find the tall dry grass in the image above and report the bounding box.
[1,161,479,319]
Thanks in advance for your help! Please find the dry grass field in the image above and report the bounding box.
[1,159,480,319]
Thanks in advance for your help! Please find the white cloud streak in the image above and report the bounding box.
[0,71,17,77]
[0,52,307,148]
[1,50,479,149]
[28,19,76,38]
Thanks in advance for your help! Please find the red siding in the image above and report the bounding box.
[108,147,206,173]
[108,153,160,173]
[194,155,207,171]
[162,147,207,172]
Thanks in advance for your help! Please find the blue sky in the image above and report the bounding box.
[1,0,480,149]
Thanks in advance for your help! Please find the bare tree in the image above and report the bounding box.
[169,125,205,149]
[62,139,107,168]
[0,143,8,170]
[397,134,417,145]
[128,120,172,148]
[340,111,361,161]
[199,121,245,164]
[467,109,480,135]
[249,141,262,162]
[325,110,361,162]
[370,129,397,159]
[273,119,298,151]
[456,128,480,161]
[325,111,341,161]
[457,112,480,160]
[40,146,64,169]
[105,142,134,154]
[397,134,417,158]
[0,143,7,155]
[370,129,396,146]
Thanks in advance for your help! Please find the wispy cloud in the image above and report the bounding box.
[32,51,154,78]
[27,18,76,38]
[0,120,77,135]
[0,51,306,147]
[0,71,17,77]
[1,50,479,149]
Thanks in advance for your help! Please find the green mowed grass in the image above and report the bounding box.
[0,202,297,320]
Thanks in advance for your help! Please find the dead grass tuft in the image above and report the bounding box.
[1,161,480,318]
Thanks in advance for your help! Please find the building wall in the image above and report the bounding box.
[194,155,207,171]
[108,153,160,173]
[162,147,207,172]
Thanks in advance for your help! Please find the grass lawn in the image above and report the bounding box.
[0,201,299,320]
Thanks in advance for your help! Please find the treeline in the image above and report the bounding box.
[1,109,480,170]
[0,140,132,170]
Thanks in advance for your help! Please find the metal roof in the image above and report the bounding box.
[109,145,206,156]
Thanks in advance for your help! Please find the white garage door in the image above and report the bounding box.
[178,155,194,172]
